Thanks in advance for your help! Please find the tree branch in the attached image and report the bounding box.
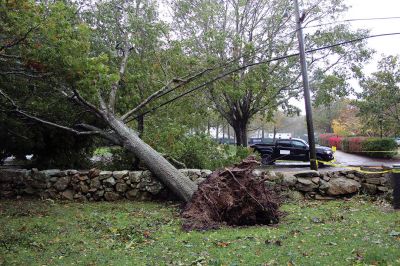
[108,36,130,113]
[0,26,37,51]
[120,68,213,122]
[0,88,98,136]
[0,70,52,78]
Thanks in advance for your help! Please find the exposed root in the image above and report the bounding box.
[181,156,282,231]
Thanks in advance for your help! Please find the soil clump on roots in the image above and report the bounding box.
[181,156,282,231]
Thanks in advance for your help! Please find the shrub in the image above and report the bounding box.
[361,138,397,158]
[318,133,335,146]
[328,136,343,149]
[318,134,397,158]
[92,147,137,171]
[341,138,349,152]
[171,134,251,170]
[347,137,367,153]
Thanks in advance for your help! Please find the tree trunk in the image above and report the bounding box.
[106,114,197,202]
[137,114,144,137]
[232,120,248,147]
[222,124,225,143]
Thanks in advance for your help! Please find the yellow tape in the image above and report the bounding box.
[351,151,398,153]
[317,159,393,174]
[273,159,392,174]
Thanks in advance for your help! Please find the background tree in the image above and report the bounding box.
[0,0,99,167]
[356,55,400,137]
[169,0,371,146]
[331,100,361,136]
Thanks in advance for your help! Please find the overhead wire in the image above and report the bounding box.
[124,16,400,120]
[302,16,400,30]
[126,31,400,122]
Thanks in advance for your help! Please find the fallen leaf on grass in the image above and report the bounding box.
[311,217,323,224]
[216,241,230,247]
[265,240,282,246]
[143,230,151,238]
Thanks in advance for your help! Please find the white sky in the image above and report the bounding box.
[292,0,400,114]
[345,0,400,73]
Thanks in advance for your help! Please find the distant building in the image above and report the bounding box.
[249,130,292,139]
[268,133,292,139]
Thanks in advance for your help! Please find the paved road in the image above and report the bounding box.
[334,150,400,167]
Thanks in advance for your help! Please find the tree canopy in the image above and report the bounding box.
[357,55,400,137]
[169,0,371,146]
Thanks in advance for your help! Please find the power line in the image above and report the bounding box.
[130,32,400,121]
[303,16,400,30]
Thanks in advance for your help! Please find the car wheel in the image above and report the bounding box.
[261,155,274,165]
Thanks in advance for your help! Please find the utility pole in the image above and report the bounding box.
[293,0,318,170]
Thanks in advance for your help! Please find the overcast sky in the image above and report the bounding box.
[345,0,400,73]
[292,0,400,113]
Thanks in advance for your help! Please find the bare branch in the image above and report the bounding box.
[0,26,37,51]
[0,88,98,136]
[15,110,98,135]
[71,88,105,119]
[0,53,21,59]
[120,68,213,122]
[0,70,52,78]
[77,123,122,145]
[108,34,130,113]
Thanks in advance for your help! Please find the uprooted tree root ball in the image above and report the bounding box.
[181,156,282,231]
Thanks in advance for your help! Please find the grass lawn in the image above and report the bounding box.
[0,198,399,266]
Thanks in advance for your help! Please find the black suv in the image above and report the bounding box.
[251,138,334,165]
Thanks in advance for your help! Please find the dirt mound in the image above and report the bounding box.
[181,156,282,231]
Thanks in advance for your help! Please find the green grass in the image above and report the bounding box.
[0,198,399,266]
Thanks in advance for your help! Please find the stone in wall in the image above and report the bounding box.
[326,177,360,196]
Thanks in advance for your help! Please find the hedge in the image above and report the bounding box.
[319,133,336,147]
[361,138,398,158]
[318,135,397,158]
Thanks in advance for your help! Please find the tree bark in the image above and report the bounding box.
[232,120,248,147]
[105,113,197,202]
[222,124,225,143]
[137,114,144,137]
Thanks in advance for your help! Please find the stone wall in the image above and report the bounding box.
[0,168,393,201]
[0,168,211,201]
[255,169,392,200]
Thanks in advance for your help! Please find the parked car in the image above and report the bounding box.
[250,138,334,165]
[395,137,400,146]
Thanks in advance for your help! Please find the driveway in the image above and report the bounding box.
[334,150,400,167]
